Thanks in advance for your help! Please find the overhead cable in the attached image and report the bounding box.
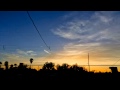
[26,11,51,51]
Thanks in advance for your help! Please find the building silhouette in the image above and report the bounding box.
[109,67,118,73]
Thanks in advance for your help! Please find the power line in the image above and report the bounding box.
[113,59,120,65]
[26,11,51,51]
[88,53,90,72]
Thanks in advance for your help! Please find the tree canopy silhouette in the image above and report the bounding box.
[42,62,55,70]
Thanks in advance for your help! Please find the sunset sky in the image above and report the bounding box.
[0,11,120,72]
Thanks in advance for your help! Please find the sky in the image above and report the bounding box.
[0,11,120,72]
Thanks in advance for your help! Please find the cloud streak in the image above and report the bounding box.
[44,49,51,54]
[17,49,37,56]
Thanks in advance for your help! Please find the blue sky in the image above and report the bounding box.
[0,11,120,70]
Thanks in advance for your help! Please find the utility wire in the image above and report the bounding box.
[26,11,51,51]
[113,59,120,65]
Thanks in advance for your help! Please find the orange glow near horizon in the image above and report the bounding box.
[1,64,120,72]
[28,65,120,72]
[1,49,120,72]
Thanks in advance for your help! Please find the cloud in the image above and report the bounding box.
[52,11,120,43]
[17,49,37,56]
[61,11,80,21]
[51,11,120,64]
[0,49,38,64]
[0,52,27,64]
[44,49,51,54]
[17,49,28,55]
[52,11,120,42]
[26,51,34,53]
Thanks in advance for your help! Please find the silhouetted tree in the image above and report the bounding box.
[61,63,70,70]
[4,61,8,70]
[42,62,55,70]
[70,64,79,71]
[56,63,70,71]
[56,64,61,70]
[0,62,2,68]
[10,64,13,69]
[18,63,28,69]
[30,58,34,68]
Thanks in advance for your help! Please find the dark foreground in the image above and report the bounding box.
[0,70,120,88]
[0,62,120,89]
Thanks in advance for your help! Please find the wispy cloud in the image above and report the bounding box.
[17,49,37,56]
[44,49,51,54]
[0,49,38,64]
[51,11,120,64]
[52,11,120,42]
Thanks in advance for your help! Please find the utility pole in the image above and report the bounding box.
[88,53,90,72]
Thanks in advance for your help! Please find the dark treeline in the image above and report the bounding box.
[0,61,120,88]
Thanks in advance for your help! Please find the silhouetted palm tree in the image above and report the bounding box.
[30,58,34,68]
[0,62,2,68]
